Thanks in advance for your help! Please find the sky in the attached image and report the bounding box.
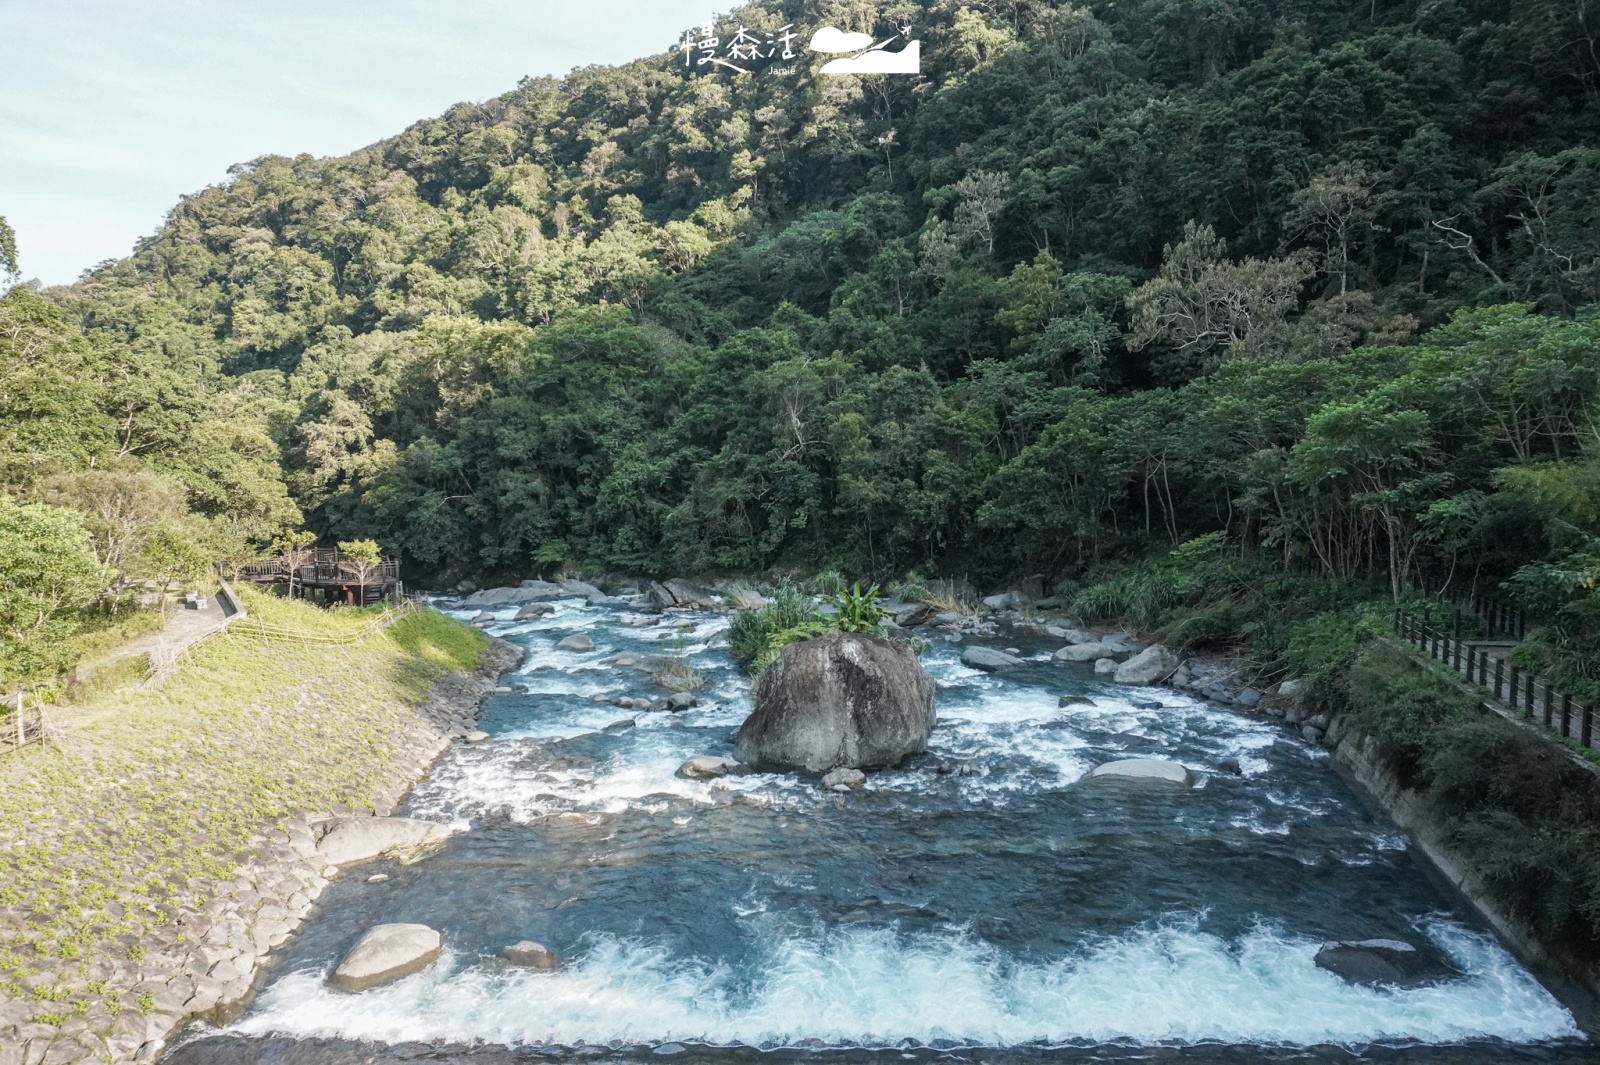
[0,0,727,286]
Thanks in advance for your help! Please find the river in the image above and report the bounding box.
[166,594,1592,1063]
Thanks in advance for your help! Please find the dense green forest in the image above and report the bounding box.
[5,0,1600,686]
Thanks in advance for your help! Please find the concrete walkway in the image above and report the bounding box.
[94,597,230,680]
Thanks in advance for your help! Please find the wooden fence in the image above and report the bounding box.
[1393,608,1597,751]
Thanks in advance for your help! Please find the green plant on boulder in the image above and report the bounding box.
[826,583,883,633]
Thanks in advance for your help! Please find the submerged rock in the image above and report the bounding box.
[515,603,555,621]
[1113,644,1180,685]
[821,767,867,790]
[602,718,637,733]
[677,755,739,779]
[329,923,441,992]
[1059,694,1095,707]
[502,940,560,970]
[556,634,595,652]
[735,630,936,772]
[317,817,451,867]
[1083,758,1194,786]
[1314,939,1458,987]
[961,646,1025,672]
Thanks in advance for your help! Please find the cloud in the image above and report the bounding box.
[807,26,876,53]
[818,40,921,75]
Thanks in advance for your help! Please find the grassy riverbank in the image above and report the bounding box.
[0,588,488,1061]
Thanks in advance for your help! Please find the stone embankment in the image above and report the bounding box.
[0,634,520,1065]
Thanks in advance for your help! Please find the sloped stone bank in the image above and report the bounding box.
[0,615,520,1065]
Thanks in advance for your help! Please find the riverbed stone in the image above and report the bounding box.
[736,630,936,772]
[1048,627,1097,645]
[1113,645,1180,686]
[960,646,1025,672]
[329,924,441,992]
[515,603,555,620]
[1313,939,1457,987]
[676,755,739,779]
[1084,758,1194,786]
[316,817,451,867]
[1094,658,1117,674]
[821,767,867,790]
[502,941,560,970]
[1059,695,1095,707]
[557,634,595,652]
[465,730,490,743]
[1055,642,1112,663]
[666,691,698,710]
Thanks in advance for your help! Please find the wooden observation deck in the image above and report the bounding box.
[239,548,402,606]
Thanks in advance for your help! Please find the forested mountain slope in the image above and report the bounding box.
[8,0,1600,595]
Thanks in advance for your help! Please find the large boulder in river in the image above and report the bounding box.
[1055,641,1113,663]
[1083,758,1193,786]
[961,646,1025,672]
[1113,644,1180,685]
[1314,939,1458,987]
[317,817,451,867]
[556,634,595,652]
[329,923,441,992]
[735,630,935,772]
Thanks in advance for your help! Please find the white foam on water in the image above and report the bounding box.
[236,917,1579,1048]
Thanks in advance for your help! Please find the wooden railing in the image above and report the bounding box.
[1394,608,1597,751]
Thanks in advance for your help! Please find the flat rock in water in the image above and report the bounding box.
[1084,759,1193,786]
[557,634,595,652]
[602,718,637,733]
[515,603,555,620]
[465,730,490,743]
[677,755,739,779]
[821,767,867,790]
[1314,939,1458,987]
[961,646,1026,672]
[502,940,560,970]
[736,630,935,772]
[666,691,698,710]
[317,817,451,866]
[1059,695,1095,707]
[1113,644,1180,685]
[1055,642,1111,663]
[329,923,441,992]
[1049,627,1098,645]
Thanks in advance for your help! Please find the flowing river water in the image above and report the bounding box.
[169,595,1594,1063]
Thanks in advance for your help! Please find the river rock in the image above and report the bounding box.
[1235,687,1262,708]
[677,755,739,779]
[1093,658,1117,674]
[1100,632,1145,654]
[961,646,1025,672]
[602,718,636,733]
[895,603,933,627]
[1048,627,1097,645]
[666,579,716,608]
[821,767,867,790]
[560,579,604,601]
[982,591,1023,611]
[735,630,936,772]
[1113,645,1179,685]
[1055,642,1111,663]
[666,691,697,710]
[1313,939,1457,987]
[1059,695,1095,707]
[1083,759,1194,786]
[465,730,490,743]
[329,924,441,992]
[557,634,595,652]
[515,603,555,620]
[317,817,451,867]
[502,940,560,970]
